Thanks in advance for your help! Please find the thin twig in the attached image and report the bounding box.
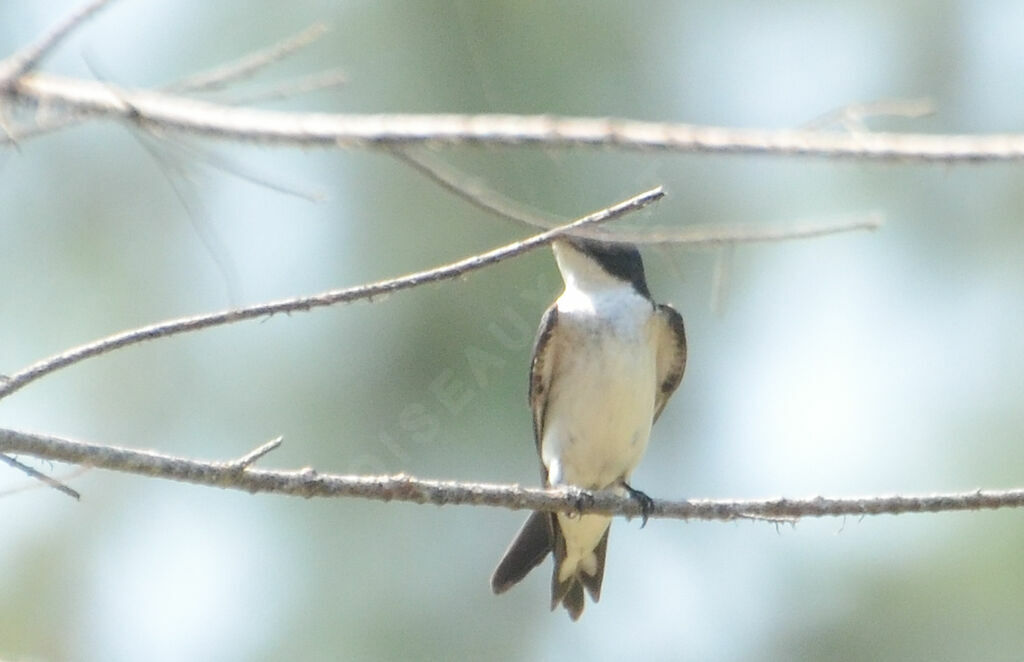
[803,97,935,131]
[166,23,329,94]
[392,148,557,231]
[0,453,80,499]
[0,466,89,499]
[226,436,283,471]
[394,148,882,245]
[0,0,117,90]
[163,136,325,201]
[0,23,334,145]
[224,69,347,106]
[125,129,243,305]
[2,427,1023,521]
[0,114,81,146]
[0,187,662,401]
[710,244,734,315]
[9,74,1024,162]
[642,213,882,247]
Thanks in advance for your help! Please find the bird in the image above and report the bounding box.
[490,235,687,621]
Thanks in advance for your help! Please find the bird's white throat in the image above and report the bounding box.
[552,240,631,295]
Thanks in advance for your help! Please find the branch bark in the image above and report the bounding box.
[0,0,116,91]
[6,73,1024,161]
[3,427,1023,522]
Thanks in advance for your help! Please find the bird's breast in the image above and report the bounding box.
[540,292,658,489]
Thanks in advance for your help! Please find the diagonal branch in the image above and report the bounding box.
[0,187,663,401]
[391,148,557,230]
[0,453,80,499]
[0,465,89,499]
[9,73,1024,162]
[392,148,882,245]
[166,23,329,94]
[3,426,1023,522]
[0,0,118,91]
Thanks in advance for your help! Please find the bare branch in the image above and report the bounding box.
[391,148,556,231]
[0,187,662,401]
[803,97,935,132]
[394,148,882,245]
[0,0,117,91]
[2,427,1023,522]
[145,132,325,202]
[224,69,347,106]
[0,453,80,499]
[0,466,89,499]
[0,22,333,144]
[8,74,1024,161]
[652,213,882,247]
[166,24,330,94]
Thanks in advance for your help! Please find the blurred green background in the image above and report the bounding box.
[3,1,1024,660]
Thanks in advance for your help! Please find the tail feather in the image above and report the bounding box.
[550,521,610,621]
[491,511,553,594]
[492,511,611,621]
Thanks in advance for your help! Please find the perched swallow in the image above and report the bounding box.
[491,236,687,620]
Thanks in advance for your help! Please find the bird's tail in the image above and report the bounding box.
[550,522,609,621]
[491,511,610,621]
[491,511,553,594]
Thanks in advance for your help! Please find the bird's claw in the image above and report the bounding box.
[562,485,594,518]
[622,482,655,527]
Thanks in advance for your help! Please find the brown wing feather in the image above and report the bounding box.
[491,304,560,596]
[653,303,687,422]
[529,303,559,465]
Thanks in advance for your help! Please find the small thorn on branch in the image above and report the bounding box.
[226,436,283,471]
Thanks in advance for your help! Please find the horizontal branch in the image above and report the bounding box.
[3,427,1023,522]
[2,5,1019,162]
[0,187,661,401]
[7,73,1024,161]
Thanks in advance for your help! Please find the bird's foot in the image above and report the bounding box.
[621,481,655,528]
[559,485,594,519]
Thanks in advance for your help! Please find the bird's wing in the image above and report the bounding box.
[653,302,687,422]
[489,303,560,598]
[528,303,559,465]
